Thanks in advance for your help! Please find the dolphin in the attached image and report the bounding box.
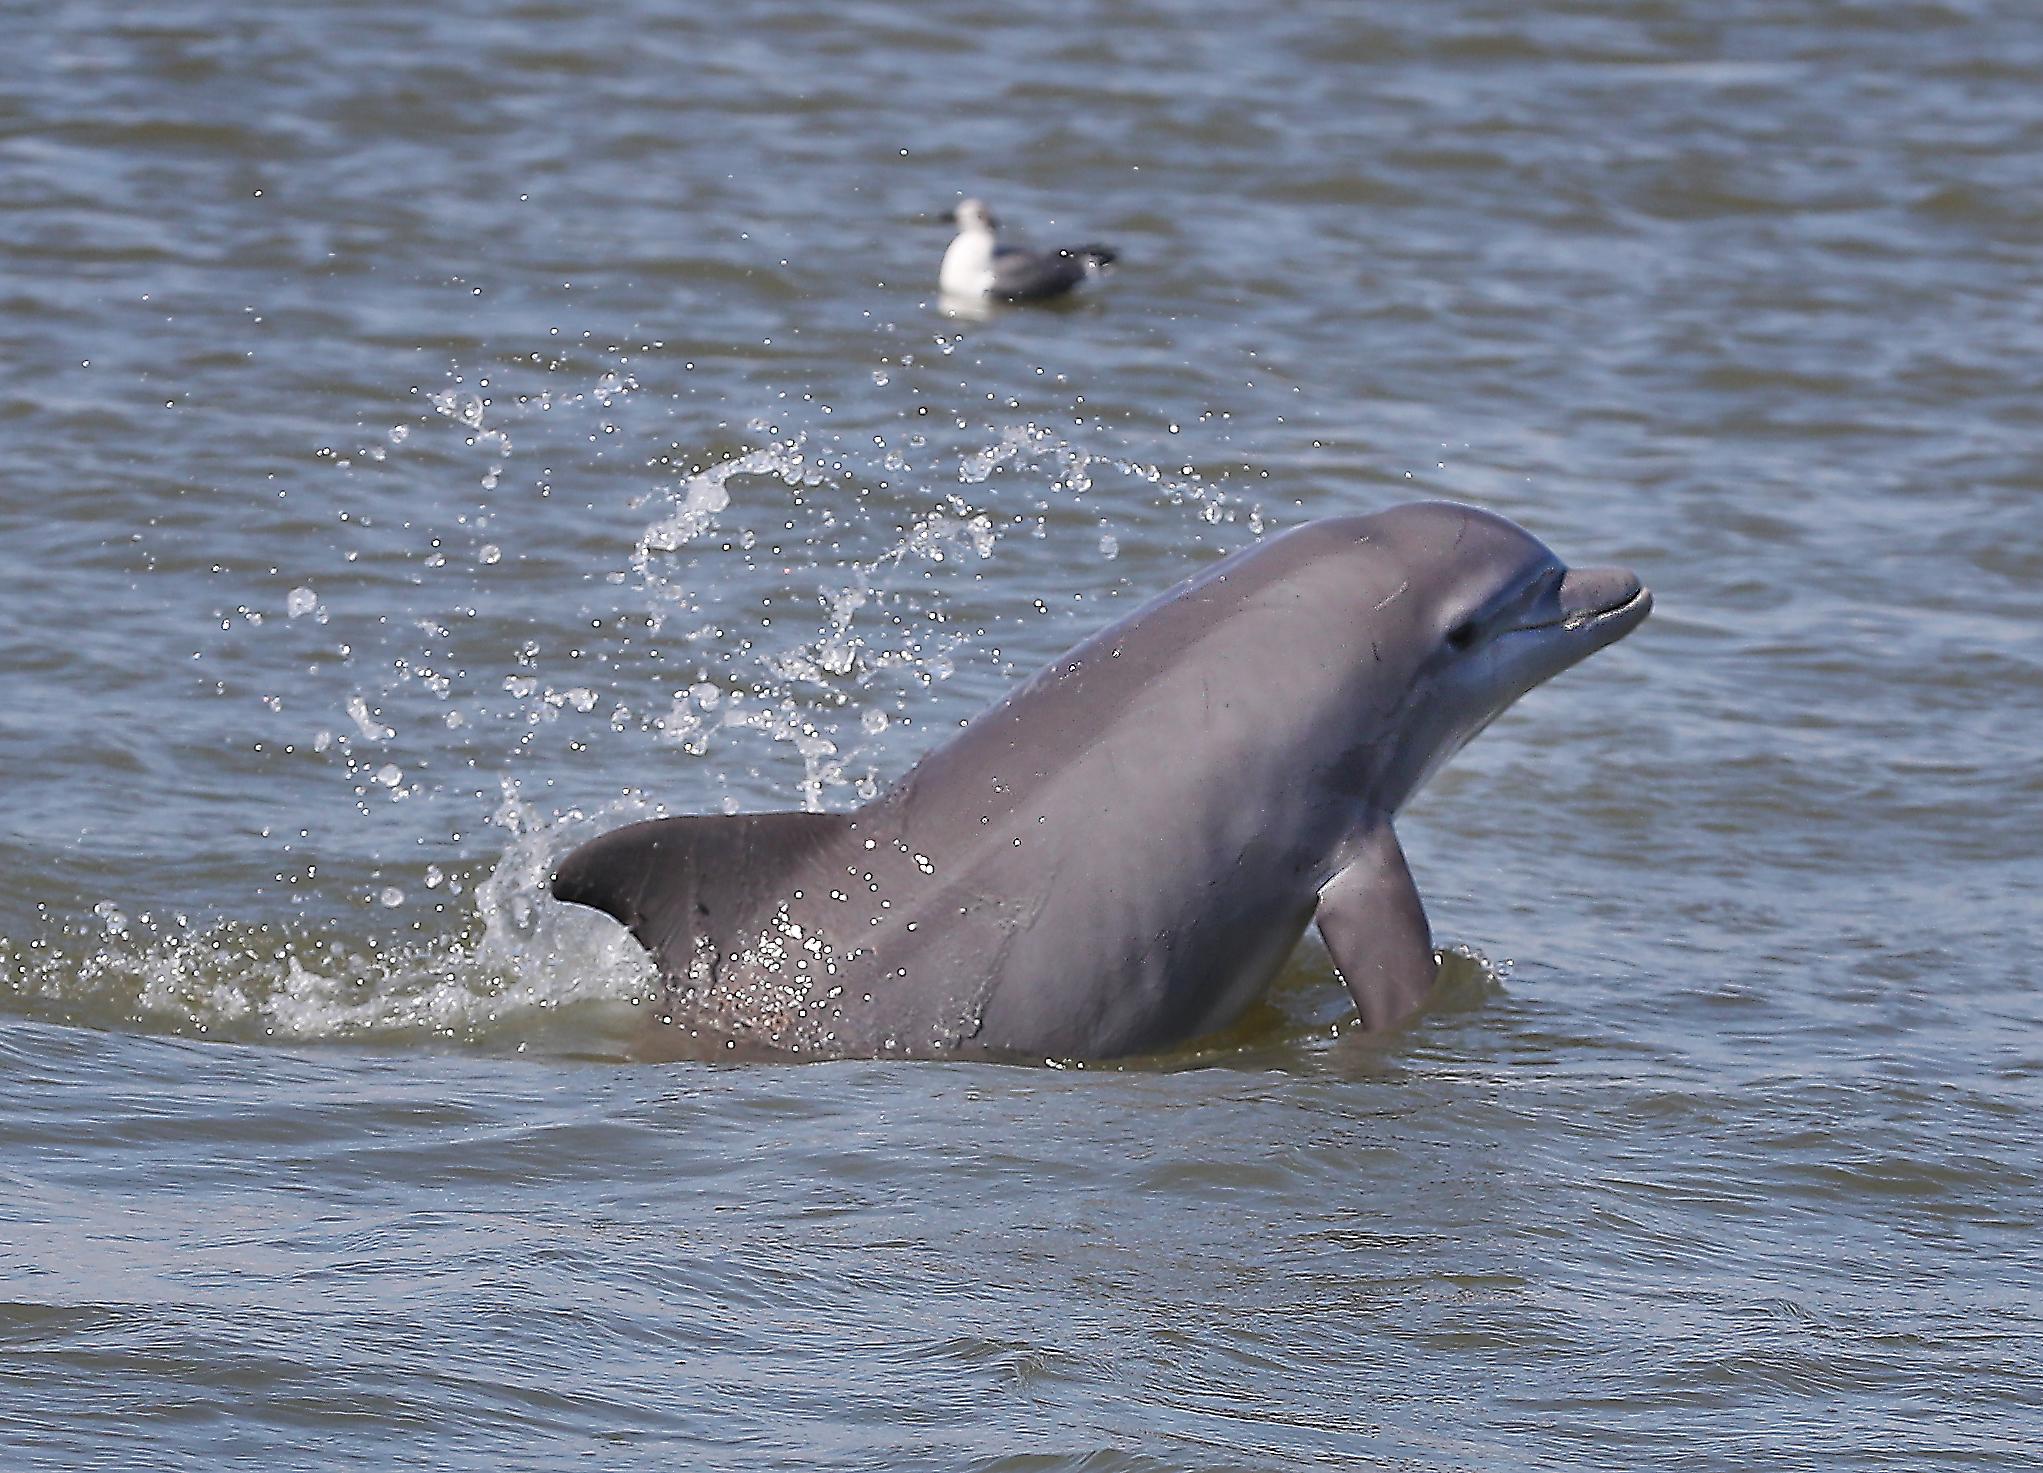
[552,501,1651,1062]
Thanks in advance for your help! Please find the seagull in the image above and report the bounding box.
[938,199,1118,304]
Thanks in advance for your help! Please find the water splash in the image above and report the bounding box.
[9,787,656,1057]
[10,345,1271,1056]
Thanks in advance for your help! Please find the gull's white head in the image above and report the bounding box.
[950,198,999,235]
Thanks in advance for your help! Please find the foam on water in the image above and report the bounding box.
[6,786,659,1056]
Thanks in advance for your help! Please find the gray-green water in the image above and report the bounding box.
[4,1,2039,1467]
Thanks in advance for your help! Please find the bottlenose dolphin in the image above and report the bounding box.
[552,501,1650,1062]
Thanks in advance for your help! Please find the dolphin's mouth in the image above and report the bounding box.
[1505,570,1651,640]
[1561,583,1652,633]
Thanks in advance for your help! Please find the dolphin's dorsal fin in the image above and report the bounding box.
[550,811,849,978]
[1315,824,1439,1030]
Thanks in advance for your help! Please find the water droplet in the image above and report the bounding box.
[345,696,393,741]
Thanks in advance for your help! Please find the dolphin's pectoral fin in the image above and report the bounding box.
[550,811,848,981]
[1314,825,1438,1031]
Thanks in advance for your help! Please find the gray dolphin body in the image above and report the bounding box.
[552,501,1651,1062]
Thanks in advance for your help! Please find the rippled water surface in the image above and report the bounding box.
[4,1,2040,1467]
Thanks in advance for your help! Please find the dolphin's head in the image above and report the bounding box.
[1357,501,1651,806]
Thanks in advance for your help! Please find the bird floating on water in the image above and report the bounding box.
[938,198,1117,305]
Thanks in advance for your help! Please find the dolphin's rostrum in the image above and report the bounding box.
[552,501,1651,1062]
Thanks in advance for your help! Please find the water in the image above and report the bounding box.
[3,0,2039,1466]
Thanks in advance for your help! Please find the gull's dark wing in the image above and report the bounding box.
[990,242,1115,302]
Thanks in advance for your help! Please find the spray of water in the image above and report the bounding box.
[9,341,1282,1058]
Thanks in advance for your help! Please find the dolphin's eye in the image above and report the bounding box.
[1445,618,1479,652]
